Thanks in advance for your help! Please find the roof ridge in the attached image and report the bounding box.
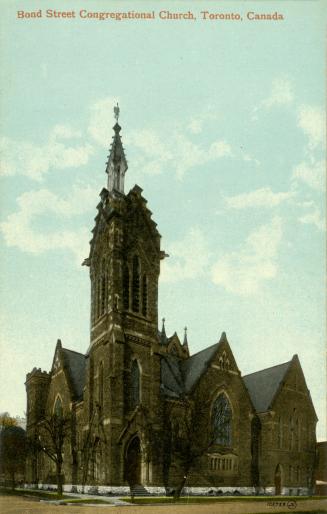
[62,347,86,358]
[243,359,291,379]
[187,341,219,361]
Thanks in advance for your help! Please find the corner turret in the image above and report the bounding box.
[25,367,50,427]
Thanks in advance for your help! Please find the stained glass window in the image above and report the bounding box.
[212,393,232,446]
[54,397,63,418]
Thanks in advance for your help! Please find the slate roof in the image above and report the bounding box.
[243,360,291,412]
[59,340,292,413]
[61,348,86,401]
[160,354,184,398]
[181,343,219,392]
[160,342,219,397]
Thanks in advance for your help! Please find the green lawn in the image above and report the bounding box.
[0,487,71,500]
[119,495,326,504]
[0,488,114,504]
[58,498,113,504]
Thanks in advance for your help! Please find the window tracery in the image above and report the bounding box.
[219,352,230,371]
[212,393,232,446]
[54,396,63,418]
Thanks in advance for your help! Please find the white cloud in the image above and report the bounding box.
[211,217,283,295]
[243,153,260,167]
[0,125,93,181]
[127,127,232,179]
[0,100,231,182]
[160,227,210,283]
[186,110,221,135]
[292,160,325,191]
[262,78,294,109]
[209,140,232,159]
[297,105,325,149]
[0,186,97,263]
[88,97,120,147]
[188,118,203,134]
[173,133,205,179]
[299,207,325,231]
[224,187,295,209]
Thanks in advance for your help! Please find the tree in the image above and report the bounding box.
[34,412,71,497]
[0,425,26,489]
[163,391,230,499]
[0,412,18,428]
[80,403,106,491]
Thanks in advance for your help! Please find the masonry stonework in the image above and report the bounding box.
[25,114,317,495]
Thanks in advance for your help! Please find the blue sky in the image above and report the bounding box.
[0,0,325,439]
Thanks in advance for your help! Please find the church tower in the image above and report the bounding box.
[82,106,165,485]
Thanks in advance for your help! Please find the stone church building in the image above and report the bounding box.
[25,111,317,495]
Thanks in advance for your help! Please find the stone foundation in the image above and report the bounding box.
[24,483,310,496]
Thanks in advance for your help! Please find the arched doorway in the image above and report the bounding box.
[274,464,282,495]
[125,436,142,486]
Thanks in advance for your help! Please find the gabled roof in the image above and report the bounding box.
[243,360,291,413]
[160,342,220,397]
[61,348,86,401]
[160,354,185,398]
[181,343,219,392]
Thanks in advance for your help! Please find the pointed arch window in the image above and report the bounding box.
[132,256,140,312]
[98,362,104,410]
[101,275,106,315]
[97,277,101,318]
[100,259,107,316]
[142,274,148,317]
[278,416,283,449]
[212,393,232,446]
[123,264,130,310]
[130,360,140,409]
[54,397,63,418]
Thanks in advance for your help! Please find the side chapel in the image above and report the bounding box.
[25,108,317,495]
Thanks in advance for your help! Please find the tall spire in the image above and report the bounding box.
[106,103,128,194]
[183,326,189,347]
[160,317,168,345]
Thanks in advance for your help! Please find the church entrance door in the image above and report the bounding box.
[125,437,142,486]
[274,464,282,495]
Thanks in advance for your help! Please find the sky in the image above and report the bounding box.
[0,0,325,440]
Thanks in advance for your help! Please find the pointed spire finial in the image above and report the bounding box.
[160,317,167,345]
[183,326,188,346]
[114,102,120,122]
[105,104,127,193]
[219,331,227,343]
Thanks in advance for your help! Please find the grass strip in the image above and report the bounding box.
[0,487,71,500]
[119,495,326,504]
[62,498,113,504]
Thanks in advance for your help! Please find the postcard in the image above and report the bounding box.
[0,0,325,500]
